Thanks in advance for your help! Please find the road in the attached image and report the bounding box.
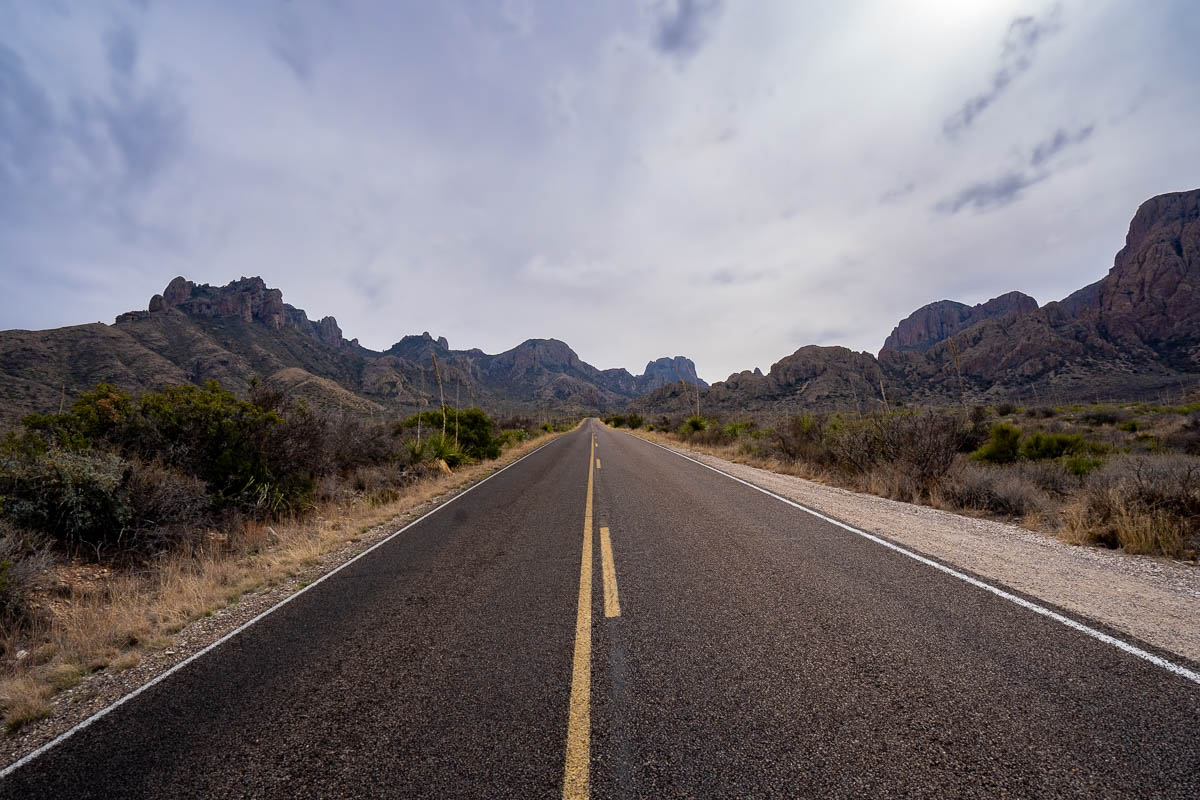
[2,420,1198,798]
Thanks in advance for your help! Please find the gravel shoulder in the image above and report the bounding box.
[633,432,1200,665]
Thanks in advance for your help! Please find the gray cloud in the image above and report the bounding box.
[0,45,54,193]
[709,266,772,285]
[104,24,138,77]
[937,122,1095,214]
[1030,124,1094,166]
[653,0,723,58]
[935,171,1042,214]
[272,13,316,83]
[943,6,1062,137]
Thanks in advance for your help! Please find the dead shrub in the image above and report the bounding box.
[935,461,1045,518]
[0,522,54,634]
[1061,455,1200,557]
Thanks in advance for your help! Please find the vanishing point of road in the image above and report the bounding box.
[3,420,1198,798]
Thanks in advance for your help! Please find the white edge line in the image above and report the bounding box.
[0,435,567,780]
[625,432,1200,687]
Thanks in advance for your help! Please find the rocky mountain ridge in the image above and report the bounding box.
[0,277,706,427]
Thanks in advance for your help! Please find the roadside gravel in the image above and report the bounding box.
[636,434,1200,665]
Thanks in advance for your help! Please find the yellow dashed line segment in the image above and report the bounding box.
[600,526,621,618]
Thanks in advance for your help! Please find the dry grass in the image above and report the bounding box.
[0,677,52,732]
[0,429,566,734]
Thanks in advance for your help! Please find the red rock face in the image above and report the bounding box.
[1086,189,1200,362]
[882,292,1039,352]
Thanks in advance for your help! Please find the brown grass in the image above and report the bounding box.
[0,429,567,734]
[0,677,52,732]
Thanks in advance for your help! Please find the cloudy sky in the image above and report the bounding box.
[2,1,1198,382]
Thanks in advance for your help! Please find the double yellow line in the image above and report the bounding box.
[562,430,621,800]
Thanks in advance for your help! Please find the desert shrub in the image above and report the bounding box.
[1020,432,1084,461]
[1011,460,1076,495]
[995,402,1018,416]
[0,523,53,631]
[1063,456,1200,557]
[625,413,644,430]
[961,406,991,452]
[677,416,710,438]
[0,448,212,559]
[721,421,755,439]
[0,448,131,554]
[497,429,530,448]
[1080,408,1125,426]
[1118,420,1140,432]
[425,434,469,468]
[1024,406,1056,419]
[399,408,500,460]
[603,414,627,428]
[973,424,1022,464]
[772,415,832,464]
[1063,455,1105,477]
[821,412,964,494]
[1164,411,1200,455]
[937,463,1044,518]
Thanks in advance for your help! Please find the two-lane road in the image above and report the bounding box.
[3,420,1198,798]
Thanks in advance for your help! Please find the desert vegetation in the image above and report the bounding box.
[611,401,1200,562]
[0,380,572,732]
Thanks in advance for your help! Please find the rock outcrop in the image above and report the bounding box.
[640,356,708,390]
[883,292,1039,352]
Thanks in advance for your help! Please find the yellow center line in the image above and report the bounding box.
[600,526,620,618]
[596,458,601,469]
[562,432,595,800]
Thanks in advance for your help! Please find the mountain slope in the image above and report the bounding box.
[0,277,705,427]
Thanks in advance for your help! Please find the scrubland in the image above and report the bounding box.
[0,381,573,732]
[606,401,1200,562]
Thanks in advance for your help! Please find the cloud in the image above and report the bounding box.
[103,24,138,77]
[0,45,55,195]
[652,0,723,58]
[709,266,772,285]
[943,6,1063,137]
[271,12,317,83]
[936,123,1094,214]
[936,171,1042,214]
[1030,124,1094,166]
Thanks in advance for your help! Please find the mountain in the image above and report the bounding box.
[0,277,705,428]
[634,188,1200,419]
[882,292,1039,352]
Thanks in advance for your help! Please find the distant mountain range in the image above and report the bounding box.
[634,188,1200,418]
[4,188,1198,427]
[0,275,705,427]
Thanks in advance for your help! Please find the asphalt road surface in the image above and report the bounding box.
[3,420,1198,798]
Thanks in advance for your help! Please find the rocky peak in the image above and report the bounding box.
[640,356,708,390]
[124,276,346,348]
[1087,189,1200,360]
[882,291,1038,353]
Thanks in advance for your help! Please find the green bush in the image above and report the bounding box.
[1020,432,1084,461]
[721,421,755,439]
[625,413,644,430]
[678,415,710,438]
[400,408,500,460]
[973,424,1022,464]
